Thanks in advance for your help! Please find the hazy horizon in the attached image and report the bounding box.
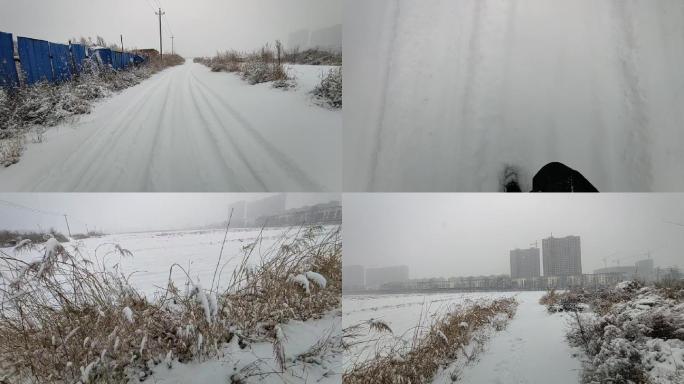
[0,0,341,57]
[0,193,340,234]
[343,194,684,279]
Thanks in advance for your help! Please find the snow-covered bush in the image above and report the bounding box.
[562,284,684,383]
[312,67,342,109]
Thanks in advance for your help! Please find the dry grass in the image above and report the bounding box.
[343,297,518,384]
[195,42,294,88]
[0,225,340,383]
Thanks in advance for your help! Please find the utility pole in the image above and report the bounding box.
[170,35,174,55]
[120,34,124,68]
[63,215,72,238]
[155,8,165,63]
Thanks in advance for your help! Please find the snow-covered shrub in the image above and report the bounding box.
[312,67,342,109]
[241,59,273,84]
[563,284,684,384]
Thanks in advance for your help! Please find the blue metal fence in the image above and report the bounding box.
[0,31,145,89]
[70,43,86,73]
[50,43,71,82]
[17,37,53,85]
[0,31,19,88]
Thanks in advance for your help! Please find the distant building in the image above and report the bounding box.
[246,194,286,224]
[287,24,342,52]
[635,259,655,281]
[542,235,582,276]
[254,201,341,227]
[510,248,540,279]
[365,265,409,289]
[592,258,655,282]
[288,29,310,50]
[343,265,365,291]
[228,200,246,227]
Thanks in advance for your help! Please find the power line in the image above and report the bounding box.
[144,0,157,12]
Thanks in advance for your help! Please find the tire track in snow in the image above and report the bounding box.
[32,70,177,191]
[143,72,175,191]
[611,0,653,191]
[367,0,401,191]
[75,77,175,191]
[186,74,266,191]
[190,73,324,191]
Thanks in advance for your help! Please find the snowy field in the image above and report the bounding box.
[343,291,581,383]
[344,0,684,191]
[0,61,341,192]
[1,226,323,296]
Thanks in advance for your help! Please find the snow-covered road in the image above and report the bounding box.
[456,291,581,384]
[0,62,341,192]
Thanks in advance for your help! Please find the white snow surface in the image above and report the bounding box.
[0,62,341,192]
[133,310,342,384]
[344,0,684,191]
[451,291,581,384]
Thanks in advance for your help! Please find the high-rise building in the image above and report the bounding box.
[542,235,582,276]
[365,265,409,289]
[342,265,365,291]
[510,248,540,279]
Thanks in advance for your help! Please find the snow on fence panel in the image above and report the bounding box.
[17,36,53,85]
[49,42,71,82]
[0,31,19,88]
[70,43,86,73]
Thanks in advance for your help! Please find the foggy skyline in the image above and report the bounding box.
[0,193,340,234]
[343,194,684,279]
[0,0,341,57]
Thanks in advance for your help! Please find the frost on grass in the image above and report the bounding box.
[0,225,340,383]
[546,281,684,384]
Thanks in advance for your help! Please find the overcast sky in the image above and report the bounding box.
[343,194,684,278]
[0,0,341,57]
[0,193,339,234]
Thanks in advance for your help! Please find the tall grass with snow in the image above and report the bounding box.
[0,224,340,383]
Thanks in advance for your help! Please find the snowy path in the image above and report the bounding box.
[0,62,341,192]
[454,291,581,384]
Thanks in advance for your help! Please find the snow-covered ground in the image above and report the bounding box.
[344,0,684,191]
[343,291,581,383]
[138,309,342,384]
[0,61,341,192]
[453,291,581,384]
